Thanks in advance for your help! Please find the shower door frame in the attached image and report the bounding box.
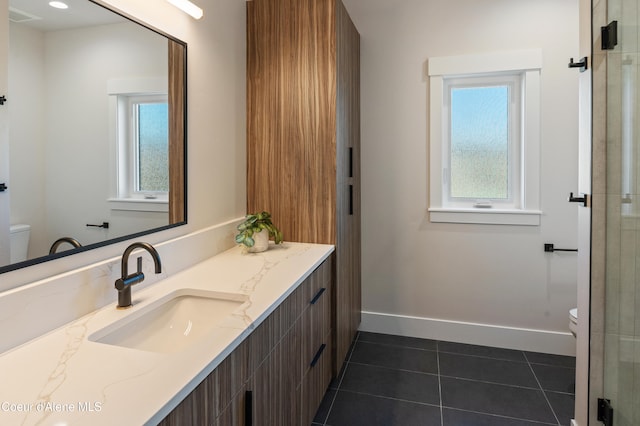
[0,0,9,265]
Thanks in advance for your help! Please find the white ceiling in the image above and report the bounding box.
[9,0,125,32]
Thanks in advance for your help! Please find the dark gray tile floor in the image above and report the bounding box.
[312,332,576,426]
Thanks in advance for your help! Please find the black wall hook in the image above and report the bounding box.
[568,192,588,207]
[568,57,588,72]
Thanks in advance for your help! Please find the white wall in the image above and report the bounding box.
[45,21,168,250]
[344,0,580,354]
[8,23,47,257]
[1,0,246,290]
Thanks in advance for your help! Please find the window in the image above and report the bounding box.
[129,97,169,195]
[428,50,542,225]
[445,74,521,208]
[107,77,170,213]
[117,94,169,202]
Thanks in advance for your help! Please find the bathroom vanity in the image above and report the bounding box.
[0,241,334,426]
[160,249,333,425]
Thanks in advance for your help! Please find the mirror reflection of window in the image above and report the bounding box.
[137,102,169,194]
[118,94,170,200]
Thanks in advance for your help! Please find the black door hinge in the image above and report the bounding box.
[598,398,614,426]
[0,183,7,192]
[602,21,618,50]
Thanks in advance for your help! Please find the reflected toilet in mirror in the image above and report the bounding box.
[9,224,30,263]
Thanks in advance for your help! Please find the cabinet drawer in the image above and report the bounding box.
[304,256,333,303]
[300,335,333,425]
[303,280,331,373]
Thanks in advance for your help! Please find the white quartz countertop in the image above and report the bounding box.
[0,242,334,426]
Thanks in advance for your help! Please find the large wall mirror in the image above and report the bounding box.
[1,0,187,273]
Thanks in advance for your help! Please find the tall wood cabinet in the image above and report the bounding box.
[247,0,361,372]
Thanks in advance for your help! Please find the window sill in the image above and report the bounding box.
[428,208,542,226]
[108,198,168,213]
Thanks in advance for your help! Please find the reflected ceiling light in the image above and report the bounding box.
[166,0,203,19]
[48,1,69,9]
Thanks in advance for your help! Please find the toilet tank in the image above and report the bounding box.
[9,224,31,263]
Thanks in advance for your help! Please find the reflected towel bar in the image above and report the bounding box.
[544,243,577,253]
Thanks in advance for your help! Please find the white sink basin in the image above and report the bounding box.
[89,289,248,353]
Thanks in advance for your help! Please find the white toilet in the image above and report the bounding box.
[9,224,31,263]
[569,308,578,337]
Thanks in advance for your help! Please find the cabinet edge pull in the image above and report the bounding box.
[349,184,353,215]
[245,390,253,426]
[310,287,326,305]
[310,343,327,368]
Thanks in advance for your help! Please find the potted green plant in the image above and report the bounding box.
[235,211,284,252]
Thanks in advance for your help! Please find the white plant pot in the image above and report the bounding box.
[248,229,269,253]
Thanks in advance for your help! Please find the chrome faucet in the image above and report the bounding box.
[114,242,162,309]
[49,237,82,254]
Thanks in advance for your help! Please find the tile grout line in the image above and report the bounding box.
[442,405,558,426]
[332,387,442,408]
[322,331,360,426]
[523,351,562,426]
[436,341,444,426]
[359,337,574,367]
[346,355,561,393]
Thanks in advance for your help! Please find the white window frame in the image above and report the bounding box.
[428,50,542,225]
[443,73,522,209]
[107,78,169,213]
[120,94,169,199]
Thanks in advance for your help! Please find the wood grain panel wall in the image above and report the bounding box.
[247,0,360,376]
[168,39,185,224]
[247,0,337,244]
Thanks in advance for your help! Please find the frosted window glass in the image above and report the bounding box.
[137,103,169,192]
[450,86,509,199]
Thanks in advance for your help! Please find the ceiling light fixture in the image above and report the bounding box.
[166,0,203,20]
[48,1,69,9]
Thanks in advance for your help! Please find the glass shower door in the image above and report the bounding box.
[603,0,640,423]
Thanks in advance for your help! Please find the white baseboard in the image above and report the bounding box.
[360,311,576,356]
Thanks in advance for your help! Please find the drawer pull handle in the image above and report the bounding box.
[245,390,252,426]
[349,184,354,215]
[310,343,327,367]
[310,287,326,305]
